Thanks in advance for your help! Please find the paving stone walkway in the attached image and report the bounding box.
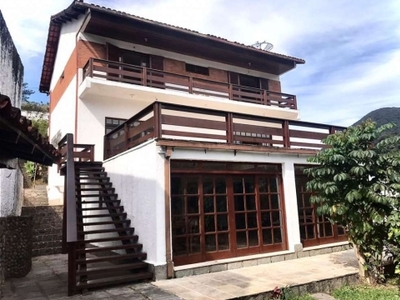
[154,250,359,299]
[2,254,179,300]
[2,250,358,300]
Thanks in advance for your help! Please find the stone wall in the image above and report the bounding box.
[21,206,63,256]
[3,216,33,278]
[0,218,5,298]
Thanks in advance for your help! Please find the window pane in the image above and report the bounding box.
[263,229,272,245]
[188,217,199,233]
[261,212,271,227]
[171,196,184,215]
[234,195,245,211]
[172,216,186,235]
[203,178,213,194]
[273,228,282,243]
[272,211,281,226]
[259,178,268,193]
[187,196,199,214]
[205,215,215,232]
[244,177,255,193]
[235,213,246,230]
[171,177,183,195]
[218,233,229,250]
[236,232,247,248]
[247,212,258,229]
[248,230,259,246]
[173,237,187,256]
[233,178,243,193]
[260,194,270,209]
[216,196,227,212]
[246,195,256,210]
[188,236,201,254]
[205,235,216,251]
[204,196,214,213]
[217,214,228,231]
[270,178,278,193]
[215,178,226,194]
[271,194,280,209]
[187,178,198,194]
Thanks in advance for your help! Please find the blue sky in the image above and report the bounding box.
[1,0,399,126]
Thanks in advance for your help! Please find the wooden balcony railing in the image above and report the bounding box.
[83,58,297,110]
[103,102,346,160]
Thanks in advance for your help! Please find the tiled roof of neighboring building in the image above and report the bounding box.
[40,0,305,93]
[0,94,59,166]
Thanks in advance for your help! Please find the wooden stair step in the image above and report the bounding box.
[77,193,118,198]
[81,199,120,204]
[76,244,142,254]
[78,219,128,226]
[78,227,134,235]
[76,262,148,276]
[75,272,153,290]
[76,252,146,264]
[80,235,138,244]
[78,206,123,211]
[77,176,109,180]
[80,213,126,218]
[77,172,108,176]
[76,182,111,185]
[77,187,115,192]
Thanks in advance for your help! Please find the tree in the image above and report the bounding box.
[22,82,34,102]
[305,120,400,283]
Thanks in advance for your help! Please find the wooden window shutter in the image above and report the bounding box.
[106,43,120,62]
[229,72,239,85]
[260,78,269,90]
[150,55,164,70]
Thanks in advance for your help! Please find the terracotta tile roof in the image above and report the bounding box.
[40,0,305,93]
[0,94,60,165]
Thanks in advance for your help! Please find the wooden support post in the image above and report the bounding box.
[263,90,268,105]
[142,67,147,86]
[228,84,233,99]
[283,120,290,148]
[329,126,336,135]
[153,103,162,138]
[68,242,77,296]
[226,113,234,144]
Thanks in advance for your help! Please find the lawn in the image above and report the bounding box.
[333,285,400,300]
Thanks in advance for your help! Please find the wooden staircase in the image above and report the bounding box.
[58,135,153,296]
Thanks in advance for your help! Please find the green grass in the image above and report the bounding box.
[333,285,400,300]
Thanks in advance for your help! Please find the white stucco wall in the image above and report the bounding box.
[77,96,147,161]
[103,140,166,266]
[169,148,311,252]
[47,76,77,204]
[49,15,85,91]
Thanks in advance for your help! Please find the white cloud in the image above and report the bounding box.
[1,0,399,125]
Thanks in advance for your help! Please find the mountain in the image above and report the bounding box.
[353,107,400,137]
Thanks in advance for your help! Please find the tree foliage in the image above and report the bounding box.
[305,120,400,282]
[22,82,35,102]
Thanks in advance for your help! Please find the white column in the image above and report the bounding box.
[281,161,302,251]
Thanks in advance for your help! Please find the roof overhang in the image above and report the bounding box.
[0,94,59,166]
[40,0,305,94]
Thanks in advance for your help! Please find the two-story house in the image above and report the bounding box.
[40,0,348,295]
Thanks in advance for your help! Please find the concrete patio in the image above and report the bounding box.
[2,250,359,300]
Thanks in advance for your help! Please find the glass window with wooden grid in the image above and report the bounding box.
[105,117,127,134]
[295,165,346,247]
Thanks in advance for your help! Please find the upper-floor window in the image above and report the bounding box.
[105,117,127,134]
[185,63,209,76]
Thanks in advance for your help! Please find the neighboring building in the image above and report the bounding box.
[0,10,24,217]
[40,0,348,293]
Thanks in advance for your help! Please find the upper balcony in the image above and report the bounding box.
[80,58,298,116]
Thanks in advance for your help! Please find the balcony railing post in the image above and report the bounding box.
[283,120,290,148]
[263,90,268,105]
[189,77,193,94]
[153,103,162,138]
[142,66,147,86]
[293,95,297,110]
[329,126,336,135]
[226,113,234,144]
[228,84,233,99]
[124,123,129,153]
[89,58,94,77]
